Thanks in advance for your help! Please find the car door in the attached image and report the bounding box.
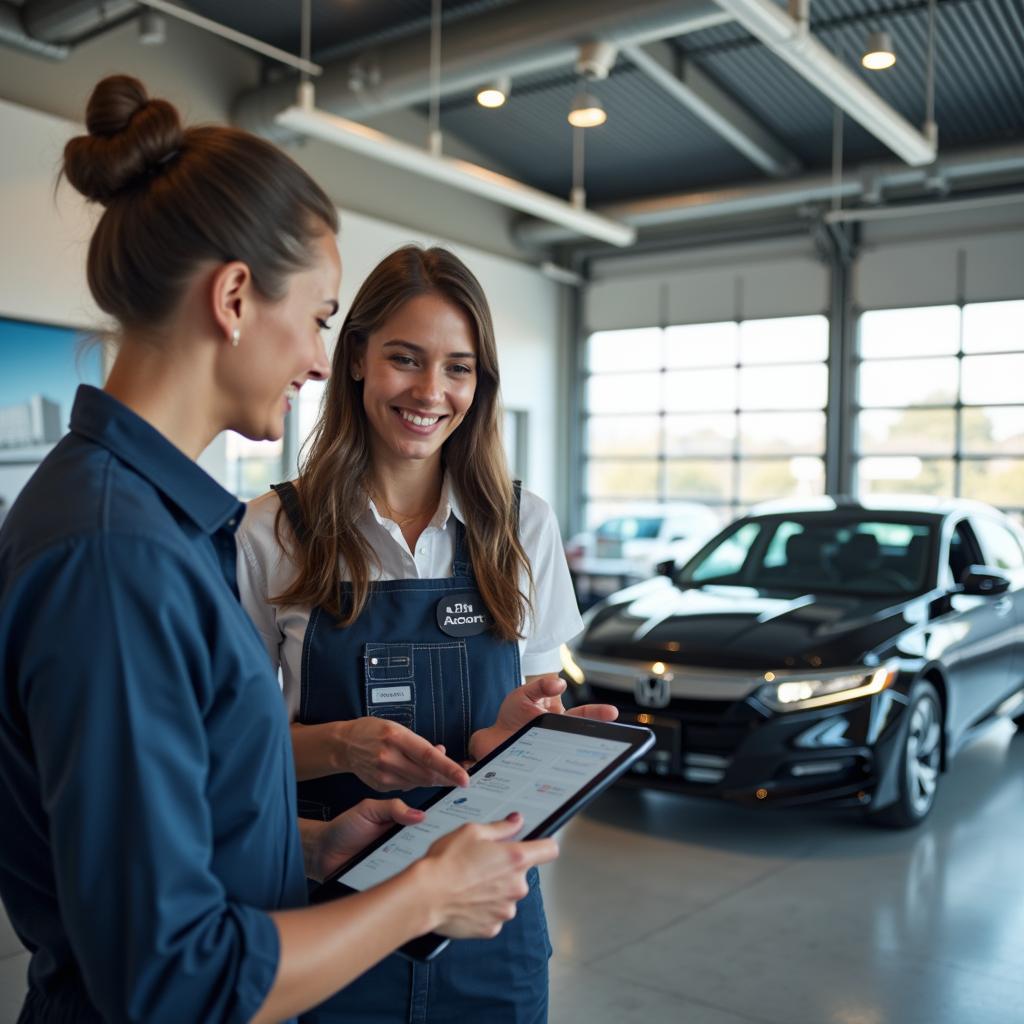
[937,517,1014,731]
[969,513,1024,703]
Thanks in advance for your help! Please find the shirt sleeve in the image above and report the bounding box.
[519,491,584,677]
[236,498,284,675]
[15,534,280,1024]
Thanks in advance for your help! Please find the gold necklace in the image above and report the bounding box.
[372,493,437,529]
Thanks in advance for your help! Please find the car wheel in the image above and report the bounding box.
[870,680,943,829]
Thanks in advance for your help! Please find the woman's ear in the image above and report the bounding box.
[209,260,253,344]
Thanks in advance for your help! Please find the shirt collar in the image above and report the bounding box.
[363,472,465,531]
[69,385,244,535]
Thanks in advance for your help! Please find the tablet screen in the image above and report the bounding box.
[337,724,632,892]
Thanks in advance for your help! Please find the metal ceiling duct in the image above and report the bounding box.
[712,0,936,166]
[20,0,136,44]
[0,2,69,57]
[514,143,1024,245]
[234,0,732,136]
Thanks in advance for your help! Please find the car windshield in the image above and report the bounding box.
[596,516,663,541]
[678,514,936,596]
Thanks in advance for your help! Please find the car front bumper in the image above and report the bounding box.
[566,676,912,810]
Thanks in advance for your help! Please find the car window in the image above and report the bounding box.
[971,517,1024,571]
[682,515,935,595]
[947,520,981,584]
[596,516,663,541]
[689,522,761,581]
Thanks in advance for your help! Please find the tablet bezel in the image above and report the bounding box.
[309,713,654,961]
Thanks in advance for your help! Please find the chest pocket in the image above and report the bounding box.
[363,641,472,756]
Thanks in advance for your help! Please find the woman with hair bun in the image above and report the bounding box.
[0,76,558,1024]
[237,244,617,1022]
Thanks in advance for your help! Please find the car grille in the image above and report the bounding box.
[585,683,750,784]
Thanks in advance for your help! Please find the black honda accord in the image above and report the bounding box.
[561,497,1024,827]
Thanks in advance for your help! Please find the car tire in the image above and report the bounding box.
[870,680,943,829]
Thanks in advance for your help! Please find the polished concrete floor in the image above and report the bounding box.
[1,722,1022,1023]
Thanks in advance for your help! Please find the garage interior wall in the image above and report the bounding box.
[0,86,567,516]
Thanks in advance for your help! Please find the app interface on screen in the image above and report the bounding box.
[338,727,631,892]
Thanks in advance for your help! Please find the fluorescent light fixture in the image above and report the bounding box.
[476,77,510,108]
[568,92,607,128]
[712,0,934,165]
[276,88,636,248]
[862,31,896,70]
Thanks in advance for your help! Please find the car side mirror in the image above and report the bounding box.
[958,565,1011,596]
[656,559,676,577]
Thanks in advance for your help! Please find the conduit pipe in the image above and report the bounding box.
[235,0,732,136]
[514,143,1024,245]
[712,0,936,166]
[0,2,69,58]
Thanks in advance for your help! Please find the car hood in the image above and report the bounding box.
[577,577,923,671]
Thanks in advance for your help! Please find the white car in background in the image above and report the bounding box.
[565,503,721,606]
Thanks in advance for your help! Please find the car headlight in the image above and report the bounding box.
[560,643,586,686]
[756,663,897,713]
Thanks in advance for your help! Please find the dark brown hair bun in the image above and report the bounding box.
[63,74,184,206]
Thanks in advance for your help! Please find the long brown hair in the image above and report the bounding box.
[62,75,337,330]
[273,246,533,641]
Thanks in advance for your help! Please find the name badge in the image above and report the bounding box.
[370,685,412,704]
[436,592,493,637]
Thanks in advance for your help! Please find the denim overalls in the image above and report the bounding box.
[273,482,551,1024]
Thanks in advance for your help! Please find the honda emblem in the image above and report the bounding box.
[635,675,671,708]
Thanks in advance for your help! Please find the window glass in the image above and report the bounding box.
[664,368,736,412]
[587,416,661,457]
[739,363,827,410]
[859,306,959,358]
[739,315,828,364]
[858,358,958,407]
[960,459,1024,507]
[595,516,663,541]
[664,321,738,368]
[689,522,760,581]
[740,457,824,503]
[587,372,662,414]
[587,459,660,500]
[739,412,825,454]
[857,408,956,455]
[665,459,733,502]
[961,407,1024,454]
[664,414,735,455]
[588,328,663,372]
[962,300,1024,354]
[857,457,954,496]
[225,434,283,500]
[971,517,1024,570]
[961,354,1024,405]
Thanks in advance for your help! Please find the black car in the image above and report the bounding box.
[561,497,1024,827]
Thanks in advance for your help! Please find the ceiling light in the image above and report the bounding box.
[862,31,896,70]
[138,10,165,45]
[476,77,510,109]
[568,92,606,128]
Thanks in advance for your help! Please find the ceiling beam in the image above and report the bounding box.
[234,0,733,138]
[623,40,800,178]
[712,0,936,166]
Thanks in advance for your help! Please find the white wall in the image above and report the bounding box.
[0,97,566,512]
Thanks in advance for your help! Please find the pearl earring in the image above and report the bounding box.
[353,372,362,381]
[230,327,241,347]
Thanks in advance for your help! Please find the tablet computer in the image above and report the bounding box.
[310,713,654,961]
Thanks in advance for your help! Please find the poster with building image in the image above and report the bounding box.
[0,316,103,521]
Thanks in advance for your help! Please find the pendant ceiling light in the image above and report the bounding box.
[476,77,510,108]
[862,30,897,70]
[568,92,606,128]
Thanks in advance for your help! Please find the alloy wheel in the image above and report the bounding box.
[905,693,942,818]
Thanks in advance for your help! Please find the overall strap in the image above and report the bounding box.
[270,481,311,546]
[450,480,522,578]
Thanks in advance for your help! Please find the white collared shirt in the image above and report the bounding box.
[236,476,583,720]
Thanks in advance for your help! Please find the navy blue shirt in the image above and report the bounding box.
[0,386,306,1023]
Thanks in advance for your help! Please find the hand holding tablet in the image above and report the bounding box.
[312,714,654,959]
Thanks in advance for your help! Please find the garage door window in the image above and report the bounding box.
[855,300,1024,524]
[584,315,828,527]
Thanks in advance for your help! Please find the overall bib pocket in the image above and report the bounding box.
[363,640,472,754]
